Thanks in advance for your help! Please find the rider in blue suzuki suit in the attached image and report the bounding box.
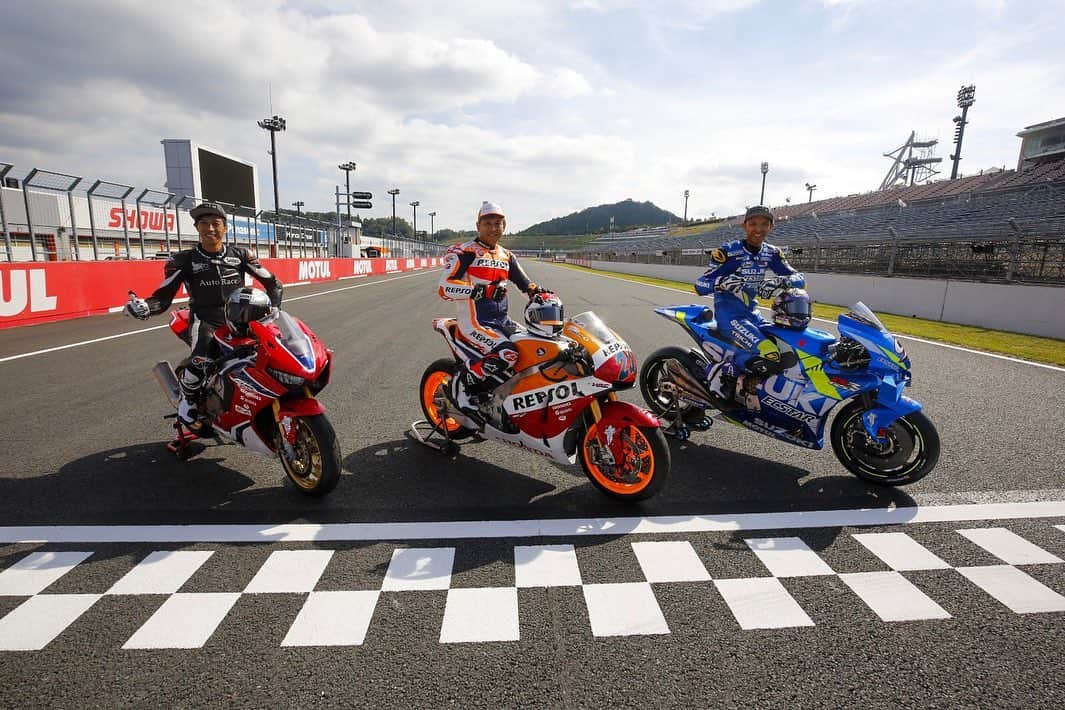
[694,205,805,403]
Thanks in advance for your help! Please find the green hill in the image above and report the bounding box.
[518,199,680,236]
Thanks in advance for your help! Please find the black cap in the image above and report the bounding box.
[190,202,227,222]
[743,205,774,223]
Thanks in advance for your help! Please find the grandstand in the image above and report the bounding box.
[574,129,1065,284]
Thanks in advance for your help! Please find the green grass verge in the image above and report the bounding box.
[548,262,1065,366]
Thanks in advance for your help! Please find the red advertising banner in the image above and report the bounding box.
[0,256,444,329]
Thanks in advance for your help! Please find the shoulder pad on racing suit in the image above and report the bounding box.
[438,242,479,301]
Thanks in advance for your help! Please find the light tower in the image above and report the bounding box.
[950,85,976,180]
[257,115,286,218]
[683,189,690,222]
[759,162,769,205]
[338,161,356,226]
[805,182,818,203]
[410,200,420,239]
[387,188,400,236]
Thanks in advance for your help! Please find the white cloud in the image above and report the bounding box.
[1,0,1062,232]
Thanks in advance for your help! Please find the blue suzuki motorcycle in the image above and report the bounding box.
[640,301,939,485]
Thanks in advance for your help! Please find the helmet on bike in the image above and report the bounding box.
[225,287,272,336]
[772,288,811,329]
[524,292,564,337]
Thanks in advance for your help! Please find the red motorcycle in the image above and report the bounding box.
[149,298,341,496]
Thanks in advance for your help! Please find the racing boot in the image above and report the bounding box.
[178,366,205,431]
[467,355,514,428]
[705,360,739,404]
[449,364,487,424]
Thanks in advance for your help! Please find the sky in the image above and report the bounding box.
[1,0,1062,232]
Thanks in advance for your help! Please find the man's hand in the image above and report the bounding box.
[125,296,150,320]
[470,283,488,300]
[527,284,553,298]
[758,277,789,298]
[715,274,745,296]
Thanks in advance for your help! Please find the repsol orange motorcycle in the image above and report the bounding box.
[413,299,670,501]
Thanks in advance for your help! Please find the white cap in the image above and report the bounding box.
[477,201,505,220]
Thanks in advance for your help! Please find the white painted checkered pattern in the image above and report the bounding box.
[0,522,1062,650]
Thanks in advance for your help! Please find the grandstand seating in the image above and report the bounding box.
[578,164,1065,255]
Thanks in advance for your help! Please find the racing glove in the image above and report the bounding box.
[757,277,790,298]
[715,274,745,297]
[469,283,489,300]
[125,296,150,320]
[527,283,552,297]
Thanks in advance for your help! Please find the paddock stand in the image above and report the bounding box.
[164,413,203,460]
[409,419,461,458]
[657,380,713,442]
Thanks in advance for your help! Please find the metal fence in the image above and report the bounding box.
[584,233,1065,285]
[0,160,445,262]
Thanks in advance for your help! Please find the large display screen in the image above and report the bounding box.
[197,148,257,209]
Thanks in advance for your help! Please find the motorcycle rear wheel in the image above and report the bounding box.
[279,414,342,496]
[830,400,940,486]
[419,359,477,440]
[639,346,710,420]
[579,421,670,501]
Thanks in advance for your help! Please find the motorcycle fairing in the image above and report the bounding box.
[504,374,609,440]
[596,400,661,430]
[479,417,576,464]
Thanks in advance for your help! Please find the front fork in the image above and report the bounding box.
[587,394,618,467]
[857,378,922,443]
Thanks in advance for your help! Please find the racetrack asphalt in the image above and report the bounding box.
[1,261,1063,708]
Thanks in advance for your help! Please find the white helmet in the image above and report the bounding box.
[524,292,564,337]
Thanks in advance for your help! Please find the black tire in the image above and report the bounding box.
[579,421,671,501]
[419,359,477,441]
[639,346,709,420]
[830,400,940,486]
[279,413,343,496]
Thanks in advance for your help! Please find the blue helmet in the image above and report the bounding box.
[772,288,811,329]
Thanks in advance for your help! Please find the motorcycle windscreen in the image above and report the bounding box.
[563,311,636,386]
[566,310,617,344]
[271,311,318,372]
[846,302,887,332]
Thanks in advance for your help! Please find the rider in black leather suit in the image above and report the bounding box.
[125,202,283,425]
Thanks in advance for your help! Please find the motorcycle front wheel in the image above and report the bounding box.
[419,359,477,441]
[579,420,670,501]
[830,400,940,486]
[279,413,343,496]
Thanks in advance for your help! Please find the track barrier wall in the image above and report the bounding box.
[0,256,443,329]
[574,260,1065,340]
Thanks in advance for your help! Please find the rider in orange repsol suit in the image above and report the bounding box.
[438,201,551,412]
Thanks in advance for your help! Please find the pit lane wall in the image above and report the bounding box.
[0,256,443,329]
[568,259,1065,340]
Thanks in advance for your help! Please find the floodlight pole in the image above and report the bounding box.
[428,211,436,240]
[805,182,817,203]
[950,85,976,180]
[293,201,304,258]
[388,188,400,237]
[338,161,356,227]
[258,115,287,220]
[410,201,419,241]
[683,190,689,222]
[760,162,769,205]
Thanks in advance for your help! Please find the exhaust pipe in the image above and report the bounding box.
[663,358,716,409]
[152,361,181,408]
